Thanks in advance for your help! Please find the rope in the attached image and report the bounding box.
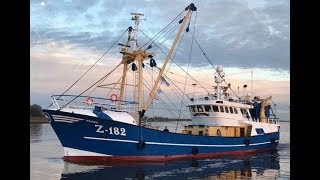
[47,28,129,108]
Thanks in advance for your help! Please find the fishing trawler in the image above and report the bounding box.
[42,3,280,164]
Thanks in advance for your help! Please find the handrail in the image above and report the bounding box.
[50,94,137,113]
[51,94,137,104]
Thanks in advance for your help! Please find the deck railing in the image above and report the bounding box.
[50,94,137,113]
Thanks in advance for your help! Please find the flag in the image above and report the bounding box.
[153,88,163,100]
[160,76,170,87]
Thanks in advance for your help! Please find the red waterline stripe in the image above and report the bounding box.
[63,147,275,165]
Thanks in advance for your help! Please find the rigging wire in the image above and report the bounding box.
[138,10,185,50]
[143,68,189,119]
[58,62,123,110]
[47,27,129,109]
[144,65,215,88]
[155,28,187,98]
[130,70,184,120]
[191,36,245,103]
[144,60,208,125]
[139,31,220,125]
[147,66,205,125]
[141,28,211,94]
[176,10,197,132]
[151,22,181,54]
[145,65,188,106]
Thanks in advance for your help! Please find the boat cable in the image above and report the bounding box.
[58,62,123,110]
[102,73,125,100]
[145,66,191,112]
[150,22,181,54]
[128,70,186,136]
[176,10,197,132]
[143,68,189,120]
[144,65,208,126]
[144,65,215,89]
[140,29,214,126]
[143,68,184,117]
[191,35,252,109]
[139,31,229,125]
[47,27,129,109]
[144,67,207,127]
[138,9,185,51]
[151,25,187,98]
[151,68,157,127]
[140,29,211,95]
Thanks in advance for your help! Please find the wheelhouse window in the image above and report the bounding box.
[225,106,229,113]
[197,106,203,112]
[234,108,238,114]
[190,106,196,112]
[240,108,248,118]
[219,106,224,112]
[212,105,219,112]
[229,107,234,114]
[204,105,212,112]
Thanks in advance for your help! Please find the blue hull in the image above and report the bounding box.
[43,110,279,163]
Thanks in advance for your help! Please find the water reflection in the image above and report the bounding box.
[30,124,43,141]
[60,150,280,179]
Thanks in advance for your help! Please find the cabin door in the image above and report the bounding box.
[240,128,245,137]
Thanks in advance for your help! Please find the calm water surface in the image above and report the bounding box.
[30,121,290,179]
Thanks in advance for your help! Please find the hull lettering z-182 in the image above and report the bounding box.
[95,124,126,136]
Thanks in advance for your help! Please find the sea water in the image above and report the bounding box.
[30,121,290,179]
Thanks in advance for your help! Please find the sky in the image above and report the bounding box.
[30,0,290,120]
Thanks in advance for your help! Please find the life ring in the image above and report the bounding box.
[85,97,93,106]
[110,94,118,102]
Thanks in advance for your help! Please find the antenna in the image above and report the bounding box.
[251,68,253,101]
[130,12,144,51]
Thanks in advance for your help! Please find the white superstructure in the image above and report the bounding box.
[186,66,279,136]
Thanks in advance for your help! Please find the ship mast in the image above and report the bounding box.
[118,26,132,110]
[118,13,154,122]
[141,3,197,118]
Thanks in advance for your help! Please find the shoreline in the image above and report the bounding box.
[30,117,48,124]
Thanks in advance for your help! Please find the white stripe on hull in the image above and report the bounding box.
[54,120,74,123]
[52,114,85,123]
[52,115,84,121]
[63,147,112,156]
[84,136,279,147]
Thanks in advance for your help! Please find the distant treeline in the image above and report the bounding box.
[30,104,44,117]
[141,116,191,122]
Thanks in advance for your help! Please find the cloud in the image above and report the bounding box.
[31,0,289,119]
[31,0,289,70]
